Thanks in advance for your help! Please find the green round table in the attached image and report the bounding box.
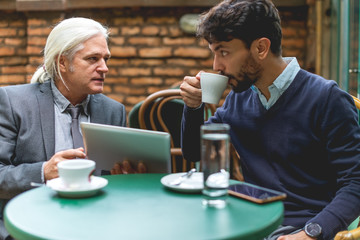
[4,174,283,240]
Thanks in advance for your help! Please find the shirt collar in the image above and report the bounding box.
[51,80,90,116]
[272,57,300,94]
[251,57,300,94]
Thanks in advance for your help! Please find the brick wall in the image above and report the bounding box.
[0,5,310,121]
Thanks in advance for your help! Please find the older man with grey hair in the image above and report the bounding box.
[0,17,126,239]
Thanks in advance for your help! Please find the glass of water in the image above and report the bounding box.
[201,123,230,208]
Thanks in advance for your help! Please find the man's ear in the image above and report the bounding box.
[58,55,68,72]
[251,38,271,60]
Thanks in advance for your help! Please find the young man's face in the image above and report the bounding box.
[209,39,263,93]
[60,33,111,97]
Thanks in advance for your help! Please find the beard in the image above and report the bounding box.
[224,53,263,93]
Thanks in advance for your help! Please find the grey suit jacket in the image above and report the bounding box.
[0,81,126,239]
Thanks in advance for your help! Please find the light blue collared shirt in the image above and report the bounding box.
[42,81,90,183]
[251,57,300,109]
[50,80,90,153]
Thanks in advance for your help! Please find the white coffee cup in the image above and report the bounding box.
[200,72,229,104]
[57,159,96,190]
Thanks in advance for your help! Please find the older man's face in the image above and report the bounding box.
[60,33,110,98]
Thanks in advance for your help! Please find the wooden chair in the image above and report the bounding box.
[136,88,243,180]
[137,89,213,173]
[335,222,360,240]
[352,95,360,110]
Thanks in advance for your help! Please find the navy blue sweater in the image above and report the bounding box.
[181,70,360,240]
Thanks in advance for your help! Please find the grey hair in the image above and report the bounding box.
[30,17,109,86]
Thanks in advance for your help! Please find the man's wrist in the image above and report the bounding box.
[304,222,322,239]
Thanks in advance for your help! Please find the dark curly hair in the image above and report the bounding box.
[197,0,282,56]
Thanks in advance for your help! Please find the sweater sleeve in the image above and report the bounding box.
[306,85,360,240]
[181,104,205,162]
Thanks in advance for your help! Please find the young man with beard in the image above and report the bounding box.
[180,0,360,239]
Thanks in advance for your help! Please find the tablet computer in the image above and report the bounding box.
[81,122,171,174]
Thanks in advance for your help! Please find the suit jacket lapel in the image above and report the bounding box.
[89,95,106,124]
[37,81,55,160]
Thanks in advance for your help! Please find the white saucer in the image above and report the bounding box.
[46,176,108,198]
[161,172,203,193]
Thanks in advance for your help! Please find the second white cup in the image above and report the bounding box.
[200,72,229,104]
[57,159,96,190]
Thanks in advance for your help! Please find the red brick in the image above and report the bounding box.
[104,77,128,84]
[1,66,26,74]
[174,47,210,58]
[110,46,137,57]
[28,36,47,46]
[121,26,140,35]
[109,36,125,45]
[107,68,118,75]
[29,56,43,65]
[128,37,161,46]
[113,86,145,95]
[198,39,209,47]
[102,85,112,94]
[130,77,162,85]
[130,59,164,66]
[28,19,48,26]
[168,26,182,37]
[27,46,43,55]
[142,26,160,36]
[282,27,297,37]
[119,68,152,76]
[26,74,32,83]
[167,59,197,67]
[154,67,184,76]
[0,28,17,37]
[190,69,211,76]
[200,58,214,68]
[0,47,15,56]
[147,86,167,94]
[0,75,26,84]
[165,78,182,86]
[0,57,27,65]
[17,29,26,37]
[27,27,52,36]
[107,94,125,103]
[125,96,146,105]
[107,59,129,66]
[113,17,144,25]
[147,17,177,24]
[5,38,25,46]
[159,26,168,36]
[139,47,172,58]
[16,47,26,55]
[26,65,38,74]
[0,20,8,28]
[163,37,195,45]
[9,20,26,28]
[282,38,306,49]
[282,48,305,58]
[109,27,119,36]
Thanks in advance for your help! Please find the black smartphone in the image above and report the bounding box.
[228,182,286,204]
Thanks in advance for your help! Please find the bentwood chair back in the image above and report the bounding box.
[351,95,360,124]
[352,95,360,110]
[335,219,360,240]
[134,88,243,181]
[137,89,213,172]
